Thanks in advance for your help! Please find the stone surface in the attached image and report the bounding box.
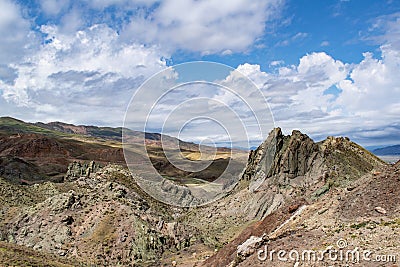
[65,161,101,181]
[0,125,393,267]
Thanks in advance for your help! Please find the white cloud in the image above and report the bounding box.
[122,0,284,54]
[337,45,400,123]
[59,7,85,33]
[292,32,308,40]
[267,53,347,122]
[296,52,348,88]
[230,46,399,145]
[276,32,308,47]
[84,0,158,10]
[0,0,35,64]
[365,12,400,49]
[0,23,167,125]
[40,0,71,16]
[321,40,330,47]
[270,60,284,67]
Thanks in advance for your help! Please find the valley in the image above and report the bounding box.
[0,117,398,266]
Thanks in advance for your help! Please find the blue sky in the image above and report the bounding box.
[0,0,399,147]
[173,0,399,68]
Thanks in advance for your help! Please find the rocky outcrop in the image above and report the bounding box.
[219,128,387,223]
[321,136,385,182]
[242,128,384,194]
[243,128,322,190]
[203,131,391,267]
[0,165,196,266]
[64,161,101,181]
[242,128,324,200]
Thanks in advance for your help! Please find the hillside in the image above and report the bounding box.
[203,128,389,266]
[0,117,239,185]
[204,161,399,267]
[0,124,397,266]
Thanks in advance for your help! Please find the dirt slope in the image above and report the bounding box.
[204,163,399,267]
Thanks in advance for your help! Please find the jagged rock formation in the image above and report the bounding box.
[244,129,318,179]
[65,161,101,181]
[242,128,383,196]
[243,128,322,192]
[0,123,393,267]
[0,165,196,266]
[203,129,393,267]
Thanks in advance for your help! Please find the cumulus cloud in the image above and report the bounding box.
[0,0,35,64]
[0,1,398,148]
[0,23,167,125]
[336,46,400,133]
[233,46,399,145]
[40,0,71,16]
[122,0,284,54]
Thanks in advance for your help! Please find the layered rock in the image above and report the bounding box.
[65,161,101,181]
[0,125,390,266]
[203,129,390,267]
[0,165,196,266]
[243,128,323,192]
[242,128,384,195]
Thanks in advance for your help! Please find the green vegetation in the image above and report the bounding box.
[311,183,331,199]
[0,117,71,137]
[380,218,400,227]
[350,221,369,229]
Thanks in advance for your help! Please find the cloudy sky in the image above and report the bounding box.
[0,0,399,148]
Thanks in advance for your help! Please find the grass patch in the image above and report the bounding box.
[0,117,70,137]
[350,221,368,229]
[380,218,400,227]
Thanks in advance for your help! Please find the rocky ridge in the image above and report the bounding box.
[243,128,383,194]
[203,129,395,267]
[0,165,196,266]
[0,126,393,267]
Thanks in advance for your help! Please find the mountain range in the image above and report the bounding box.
[373,144,400,155]
[0,117,237,186]
[0,117,398,266]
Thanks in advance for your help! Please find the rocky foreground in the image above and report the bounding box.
[0,128,398,266]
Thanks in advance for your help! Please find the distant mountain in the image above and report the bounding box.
[0,117,237,185]
[0,116,195,148]
[373,144,400,155]
[0,123,398,266]
[33,120,231,153]
[34,121,130,141]
[0,117,127,184]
